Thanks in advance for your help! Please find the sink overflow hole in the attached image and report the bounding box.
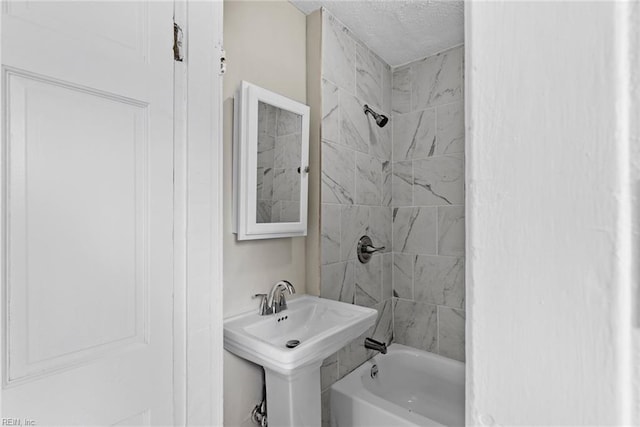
[286,339,300,349]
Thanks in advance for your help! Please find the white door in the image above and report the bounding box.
[1,2,175,425]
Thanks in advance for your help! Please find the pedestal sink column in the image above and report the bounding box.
[264,362,322,427]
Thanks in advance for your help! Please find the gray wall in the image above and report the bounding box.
[390,45,466,362]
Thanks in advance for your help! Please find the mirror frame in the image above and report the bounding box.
[233,81,310,240]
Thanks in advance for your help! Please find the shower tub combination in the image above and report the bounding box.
[330,343,464,427]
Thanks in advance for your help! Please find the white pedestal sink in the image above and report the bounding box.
[224,295,377,427]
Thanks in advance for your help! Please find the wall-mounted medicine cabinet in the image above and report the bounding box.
[233,81,310,240]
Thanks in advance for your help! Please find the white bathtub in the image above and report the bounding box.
[330,343,464,427]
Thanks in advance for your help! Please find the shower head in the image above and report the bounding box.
[363,104,389,128]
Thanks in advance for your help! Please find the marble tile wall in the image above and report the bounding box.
[318,11,393,423]
[390,45,466,362]
[316,10,465,426]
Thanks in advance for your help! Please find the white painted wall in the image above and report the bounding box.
[628,3,640,423]
[466,2,638,425]
[223,2,307,426]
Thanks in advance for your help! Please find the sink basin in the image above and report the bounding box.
[224,295,377,375]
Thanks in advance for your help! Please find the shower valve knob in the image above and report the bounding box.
[357,235,385,264]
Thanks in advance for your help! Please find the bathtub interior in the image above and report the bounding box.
[331,344,464,427]
[364,347,464,423]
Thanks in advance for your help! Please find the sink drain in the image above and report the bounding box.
[286,339,300,349]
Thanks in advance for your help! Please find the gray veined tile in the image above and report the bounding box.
[321,388,331,427]
[356,44,383,110]
[355,255,382,308]
[271,201,281,222]
[321,352,338,391]
[322,79,340,144]
[367,206,391,254]
[280,201,300,222]
[340,205,369,261]
[257,135,275,168]
[436,101,465,155]
[413,46,463,110]
[256,166,264,199]
[392,207,437,254]
[392,253,413,299]
[392,109,436,161]
[382,63,392,116]
[257,131,275,151]
[262,168,273,200]
[292,172,301,202]
[356,153,382,205]
[382,253,392,300]
[340,90,370,153]
[438,306,465,362]
[321,261,355,303]
[393,299,437,352]
[321,203,341,265]
[273,168,294,202]
[438,205,465,256]
[274,133,301,169]
[369,117,392,161]
[258,102,268,136]
[338,325,376,378]
[321,141,355,204]
[392,161,413,207]
[414,256,465,309]
[382,160,392,206]
[413,153,464,206]
[276,108,302,136]
[258,101,276,136]
[371,299,393,345]
[322,12,356,93]
[256,200,272,223]
[392,65,412,114]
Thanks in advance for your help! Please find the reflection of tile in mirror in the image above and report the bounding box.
[273,168,294,202]
[256,166,264,198]
[292,169,300,202]
[262,168,273,201]
[257,200,273,224]
[258,101,277,136]
[257,134,275,168]
[274,134,301,169]
[255,103,303,224]
[276,108,302,136]
[281,201,300,222]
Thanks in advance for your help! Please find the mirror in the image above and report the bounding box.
[256,101,302,224]
[233,81,310,240]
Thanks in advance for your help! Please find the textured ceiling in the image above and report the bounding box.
[290,0,464,67]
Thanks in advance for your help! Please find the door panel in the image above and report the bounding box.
[2,1,174,424]
[4,1,149,63]
[7,71,148,382]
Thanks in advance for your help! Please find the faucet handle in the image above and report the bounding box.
[357,236,385,264]
[253,293,270,315]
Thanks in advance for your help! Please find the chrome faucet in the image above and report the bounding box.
[253,280,296,315]
[364,337,387,354]
[268,280,295,314]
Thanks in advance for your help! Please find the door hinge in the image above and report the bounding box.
[174,23,184,62]
[219,47,226,75]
